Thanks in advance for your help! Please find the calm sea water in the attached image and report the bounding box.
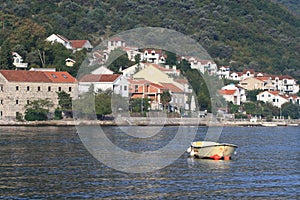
[0,125,299,199]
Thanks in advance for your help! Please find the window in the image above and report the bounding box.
[16,86,19,91]
[62,74,68,79]
[69,87,72,92]
[37,86,41,91]
[124,86,127,91]
[0,84,3,91]
[58,87,62,92]
[16,100,19,105]
[27,100,30,105]
[48,86,51,91]
[273,99,276,102]
[0,111,2,117]
[27,86,30,91]
[268,94,271,97]
[135,85,139,92]
[51,74,57,78]
[262,95,264,97]
[0,99,3,105]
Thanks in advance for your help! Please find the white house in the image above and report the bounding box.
[12,52,28,70]
[256,91,289,108]
[241,69,255,80]
[122,46,143,62]
[217,66,230,79]
[46,34,73,49]
[121,63,147,78]
[107,37,126,53]
[46,34,93,51]
[65,58,76,67]
[78,74,122,94]
[143,49,166,64]
[113,76,130,98]
[270,75,299,94]
[229,72,243,81]
[184,57,217,75]
[287,95,300,106]
[159,82,185,113]
[70,40,93,51]
[219,84,246,105]
[236,85,247,103]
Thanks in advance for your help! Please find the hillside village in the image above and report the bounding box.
[0,34,299,122]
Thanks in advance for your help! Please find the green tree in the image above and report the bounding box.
[24,98,54,121]
[228,102,239,113]
[107,49,134,73]
[177,59,191,73]
[161,91,172,111]
[281,102,300,119]
[246,90,263,102]
[134,54,141,65]
[72,90,95,119]
[57,91,73,117]
[95,93,112,119]
[0,40,13,69]
[165,51,177,66]
[129,98,150,114]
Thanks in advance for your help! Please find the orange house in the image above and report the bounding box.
[129,79,168,110]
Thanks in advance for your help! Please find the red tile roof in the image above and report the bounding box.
[175,79,189,84]
[256,76,271,81]
[160,83,184,93]
[79,74,121,82]
[70,40,88,49]
[219,89,236,95]
[128,79,151,85]
[110,37,124,42]
[269,75,294,80]
[242,69,255,74]
[0,70,76,83]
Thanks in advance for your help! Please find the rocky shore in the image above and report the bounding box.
[0,117,298,127]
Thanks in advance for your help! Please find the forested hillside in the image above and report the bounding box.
[273,0,300,16]
[0,0,299,80]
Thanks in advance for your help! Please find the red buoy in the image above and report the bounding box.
[224,156,231,160]
[210,154,221,160]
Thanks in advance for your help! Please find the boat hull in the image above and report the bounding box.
[187,141,238,160]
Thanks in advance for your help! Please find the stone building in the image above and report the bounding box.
[0,70,77,120]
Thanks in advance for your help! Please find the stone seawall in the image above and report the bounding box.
[0,118,298,127]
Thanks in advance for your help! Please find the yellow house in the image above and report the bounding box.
[133,63,175,84]
[239,77,273,91]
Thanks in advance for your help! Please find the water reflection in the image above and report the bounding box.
[187,157,232,170]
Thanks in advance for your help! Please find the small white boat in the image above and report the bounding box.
[261,123,277,127]
[287,123,299,127]
[187,141,238,160]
